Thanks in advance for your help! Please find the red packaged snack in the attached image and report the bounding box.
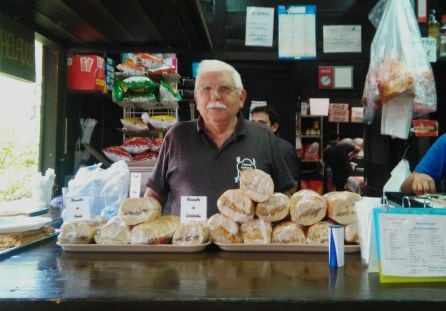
[133,150,158,161]
[121,137,152,154]
[150,137,164,152]
[103,146,134,162]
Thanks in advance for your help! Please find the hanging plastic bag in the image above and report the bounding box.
[383,158,411,193]
[362,0,437,126]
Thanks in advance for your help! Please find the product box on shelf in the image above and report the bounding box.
[67,55,105,92]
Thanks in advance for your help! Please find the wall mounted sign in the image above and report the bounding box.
[278,5,316,60]
[318,66,353,89]
[245,7,274,47]
[323,25,361,53]
[328,103,349,123]
[0,12,35,82]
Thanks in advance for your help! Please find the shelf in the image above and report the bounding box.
[301,160,322,163]
[301,135,321,139]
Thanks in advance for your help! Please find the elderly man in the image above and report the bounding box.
[144,59,296,217]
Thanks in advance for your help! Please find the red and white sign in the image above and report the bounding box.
[318,66,334,89]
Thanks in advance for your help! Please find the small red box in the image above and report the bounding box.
[67,55,105,92]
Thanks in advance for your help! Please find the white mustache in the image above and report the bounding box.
[207,102,227,109]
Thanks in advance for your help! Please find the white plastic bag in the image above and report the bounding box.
[383,159,411,192]
[66,161,129,218]
[362,0,437,125]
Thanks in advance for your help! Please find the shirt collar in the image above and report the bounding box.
[196,112,246,138]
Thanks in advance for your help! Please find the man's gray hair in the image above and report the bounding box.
[195,59,243,90]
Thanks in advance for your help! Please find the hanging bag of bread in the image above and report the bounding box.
[361,0,437,139]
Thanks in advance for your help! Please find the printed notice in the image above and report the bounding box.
[181,196,207,223]
[245,7,274,47]
[278,5,316,59]
[378,213,446,277]
[323,25,361,53]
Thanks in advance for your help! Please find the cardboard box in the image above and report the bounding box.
[67,55,105,92]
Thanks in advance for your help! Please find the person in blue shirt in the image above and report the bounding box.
[401,134,446,194]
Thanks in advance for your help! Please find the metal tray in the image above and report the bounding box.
[57,242,211,253]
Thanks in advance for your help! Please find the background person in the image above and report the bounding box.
[323,132,360,191]
[400,134,446,195]
[144,60,296,216]
[251,105,300,185]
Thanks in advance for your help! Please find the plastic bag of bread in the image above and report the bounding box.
[240,219,272,244]
[207,213,242,244]
[172,222,209,245]
[289,189,327,226]
[239,168,274,202]
[58,218,107,244]
[322,191,361,225]
[255,192,290,222]
[306,220,336,244]
[94,216,131,245]
[361,0,436,125]
[217,189,254,223]
[118,197,162,226]
[272,221,306,244]
[130,215,180,245]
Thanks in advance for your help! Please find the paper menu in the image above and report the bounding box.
[373,207,446,282]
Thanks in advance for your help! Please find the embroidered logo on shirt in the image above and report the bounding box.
[234,157,256,183]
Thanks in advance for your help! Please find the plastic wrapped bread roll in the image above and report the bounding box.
[217,189,254,223]
[94,216,131,245]
[289,189,327,226]
[272,221,306,244]
[130,215,180,245]
[207,213,242,244]
[306,220,336,244]
[172,222,210,245]
[255,192,290,222]
[344,222,359,244]
[239,168,274,202]
[58,218,107,244]
[322,191,361,225]
[240,219,272,244]
[118,197,162,226]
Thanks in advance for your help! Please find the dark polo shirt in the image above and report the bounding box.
[147,114,296,217]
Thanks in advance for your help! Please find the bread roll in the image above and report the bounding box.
[207,213,242,244]
[306,220,336,244]
[172,222,209,245]
[240,219,272,244]
[130,215,180,245]
[255,192,290,222]
[323,191,361,225]
[58,218,107,244]
[118,197,162,226]
[217,189,254,223]
[345,222,359,244]
[289,190,327,226]
[94,216,131,245]
[272,221,306,244]
[239,168,274,202]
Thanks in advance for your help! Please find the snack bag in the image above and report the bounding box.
[362,0,437,127]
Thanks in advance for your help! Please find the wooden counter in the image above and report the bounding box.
[1,238,445,311]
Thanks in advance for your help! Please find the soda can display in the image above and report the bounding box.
[328,224,345,267]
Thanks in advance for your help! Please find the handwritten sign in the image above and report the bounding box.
[180,196,207,223]
[64,197,92,221]
[245,7,274,47]
[329,103,349,123]
[421,37,437,62]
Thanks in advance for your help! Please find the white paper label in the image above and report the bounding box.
[180,196,207,222]
[129,172,142,198]
[64,197,91,221]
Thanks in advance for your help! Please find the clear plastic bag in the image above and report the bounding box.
[362,0,437,125]
[66,161,130,219]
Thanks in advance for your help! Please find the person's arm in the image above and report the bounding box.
[144,187,166,206]
[400,172,436,195]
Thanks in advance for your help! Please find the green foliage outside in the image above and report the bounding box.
[0,123,39,201]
